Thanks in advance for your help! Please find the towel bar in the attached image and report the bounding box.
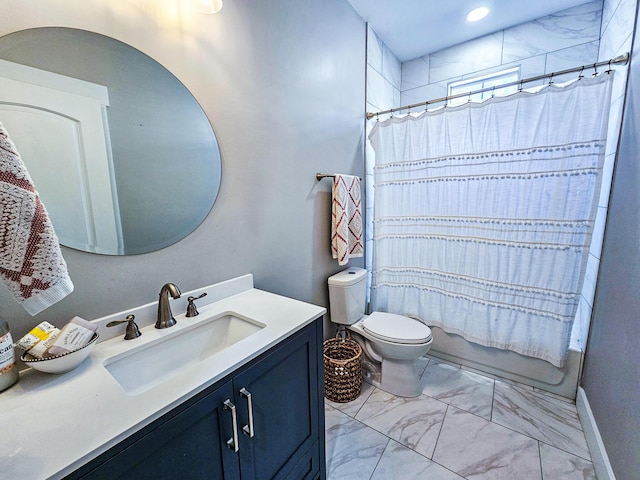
[316,173,362,181]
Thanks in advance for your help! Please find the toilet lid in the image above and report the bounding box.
[362,312,432,345]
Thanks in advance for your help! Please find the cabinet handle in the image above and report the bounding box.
[223,399,239,452]
[239,388,255,438]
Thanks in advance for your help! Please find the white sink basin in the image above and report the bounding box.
[103,312,265,395]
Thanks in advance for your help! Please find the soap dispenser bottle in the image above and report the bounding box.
[0,317,18,392]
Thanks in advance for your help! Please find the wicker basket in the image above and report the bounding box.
[323,331,362,403]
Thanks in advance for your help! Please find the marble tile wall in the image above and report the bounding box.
[401,1,604,106]
[502,2,601,63]
[573,0,637,349]
[365,26,401,285]
[366,25,400,113]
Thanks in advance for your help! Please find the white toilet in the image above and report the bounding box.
[328,267,433,397]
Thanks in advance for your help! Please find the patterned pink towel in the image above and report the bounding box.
[0,122,73,315]
[331,174,363,266]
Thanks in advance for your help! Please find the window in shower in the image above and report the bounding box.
[448,67,520,106]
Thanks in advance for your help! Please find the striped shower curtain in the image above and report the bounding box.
[368,74,613,367]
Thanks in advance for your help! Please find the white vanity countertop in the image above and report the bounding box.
[0,275,326,480]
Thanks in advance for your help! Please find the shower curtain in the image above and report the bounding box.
[368,74,613,367]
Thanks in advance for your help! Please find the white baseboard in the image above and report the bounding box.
[576,387,616,480]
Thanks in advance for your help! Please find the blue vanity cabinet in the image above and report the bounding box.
[70,380,241,480]
[234,321,321,480]
[66,319,325,480]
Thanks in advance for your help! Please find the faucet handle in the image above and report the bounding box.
[106,314,142,340]
[186,293,208,317]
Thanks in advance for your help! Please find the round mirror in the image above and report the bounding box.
[0,28,221,255]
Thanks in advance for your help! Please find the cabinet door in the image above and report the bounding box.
[234,324,319,480]
[76,380,241,480]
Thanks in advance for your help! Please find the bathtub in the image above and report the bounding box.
[427,326,584,399]
[363,271,589,400]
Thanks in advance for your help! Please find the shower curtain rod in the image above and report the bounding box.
[366,52,629,120]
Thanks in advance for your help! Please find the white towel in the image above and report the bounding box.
[331,174,363,266]
[0,122,74,315]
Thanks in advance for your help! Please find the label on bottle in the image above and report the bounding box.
[0,332,15,374]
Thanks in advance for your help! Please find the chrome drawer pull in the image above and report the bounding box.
[239,388,255,438]
[223,399,239,452]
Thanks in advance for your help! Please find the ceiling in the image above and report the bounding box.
[346,0,593,62]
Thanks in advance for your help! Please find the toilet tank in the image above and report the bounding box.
[328,267,367,325]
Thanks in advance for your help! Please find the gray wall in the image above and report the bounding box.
[582,5,640,479]
[0,0,365,341]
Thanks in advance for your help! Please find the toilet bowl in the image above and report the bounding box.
[328,268,433,398]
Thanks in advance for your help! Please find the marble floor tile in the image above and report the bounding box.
[325,406,389,480]
[325,365,596,479]
[415,355,430,378]
[421,361,495,419]
[433,406,542,480]
[355,387,447,458]
[539,443,597,480]
[492,381,590,459]
[370,439,464,480]
[325,381,375,418]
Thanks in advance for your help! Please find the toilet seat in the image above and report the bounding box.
[362,312,432,345]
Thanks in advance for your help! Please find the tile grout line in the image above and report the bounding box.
[367,438,391,480]
[490,377,496,422]
[537,440,544,479]
[430,403,450,462]
[488,406,593,463]
[491,383,592,461]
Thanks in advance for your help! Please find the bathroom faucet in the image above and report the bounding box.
[156,283,181,329]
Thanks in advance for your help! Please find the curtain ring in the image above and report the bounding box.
[578,66,584,80]
[376,112,380,122]
[491,86,496,98]
[548,73,554,85]
[518,79,524,92]
[606,59,613,74]
[592,63,598,77]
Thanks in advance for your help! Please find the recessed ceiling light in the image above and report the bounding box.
[467,7,489,22]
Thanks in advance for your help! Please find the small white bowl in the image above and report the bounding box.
[21,333,99,374]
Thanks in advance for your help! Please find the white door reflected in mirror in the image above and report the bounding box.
[0,59,123,254]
